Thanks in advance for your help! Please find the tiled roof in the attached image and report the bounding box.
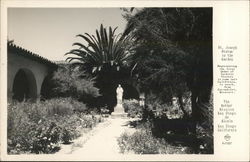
[8,43,57,68]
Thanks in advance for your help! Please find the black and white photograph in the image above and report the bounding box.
[2,0,250,161]
[6,7,214,156]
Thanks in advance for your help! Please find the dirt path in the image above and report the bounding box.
[56,117,136,156]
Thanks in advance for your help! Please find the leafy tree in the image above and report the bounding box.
[52,64,100,106]
[122,8,212,122]
[130,43,190,117]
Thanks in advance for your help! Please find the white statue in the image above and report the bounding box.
[116,84,123,105]
[112,84,127,117]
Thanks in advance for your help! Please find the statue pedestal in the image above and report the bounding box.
[111,104,127,118]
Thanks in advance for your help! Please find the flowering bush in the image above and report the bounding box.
[117,121,193,154]
[118,129,166,154]
[145,100,184,119]
[45,98,74,116]
[7,98,102,154]
[8,106,61,154]
[143,93,192,120]
[100,105,110,117]
[71,99,88,113]
[123,99,142,118]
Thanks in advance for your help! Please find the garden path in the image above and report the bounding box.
[56,117,136,158]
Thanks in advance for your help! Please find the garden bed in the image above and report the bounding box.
[7,98,103,154]
[117,118,213,154]
[117,121,194,154]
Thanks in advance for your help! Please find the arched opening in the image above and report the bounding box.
[40,74,55,101]
[12,69,37,102]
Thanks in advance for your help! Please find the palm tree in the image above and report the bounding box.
[66,24,135,110]
[66,24,134,75]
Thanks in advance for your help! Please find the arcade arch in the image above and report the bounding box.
[12,68,37,101]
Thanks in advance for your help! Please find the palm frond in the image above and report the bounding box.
[66,24,134,73]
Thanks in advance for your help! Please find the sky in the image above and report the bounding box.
[8,8,127,61]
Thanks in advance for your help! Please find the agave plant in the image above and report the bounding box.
[66,24,134,74]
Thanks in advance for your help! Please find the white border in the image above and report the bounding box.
[1,0,249,161]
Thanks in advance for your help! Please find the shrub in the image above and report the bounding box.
[118,129,166,154]
[8,105,61,154]
[45,98,74,116]
[100,107,110,117]
[117,121,193,154]
[144,92,193,120]
[196,88,214,154]
[196,124,213,154]
[7,98,103,154]
[27,119,61,154]
[71,99,88,113]
[142,99,185,120]
[123,99,142,118]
